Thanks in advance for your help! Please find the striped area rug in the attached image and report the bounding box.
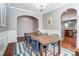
[13,42,75,56]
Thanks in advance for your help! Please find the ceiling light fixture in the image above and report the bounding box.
[35,3,47,11]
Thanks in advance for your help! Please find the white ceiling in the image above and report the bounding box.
[9,3,66,15]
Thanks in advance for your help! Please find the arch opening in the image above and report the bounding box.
[60,8,77,51]
[17,15,38,38]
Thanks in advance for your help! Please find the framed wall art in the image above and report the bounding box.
[47,17,52,25]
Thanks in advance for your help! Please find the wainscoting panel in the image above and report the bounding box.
[0,31,8,55]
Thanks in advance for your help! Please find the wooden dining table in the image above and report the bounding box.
[28,33,61,56]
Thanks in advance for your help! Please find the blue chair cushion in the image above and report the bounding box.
[32,40,40,52]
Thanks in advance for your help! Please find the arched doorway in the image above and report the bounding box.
[17,15,38,42]
[61,8,77,51]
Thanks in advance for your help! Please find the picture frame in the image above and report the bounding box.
[47,17,52,25]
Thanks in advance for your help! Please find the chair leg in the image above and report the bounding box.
[45,46,48,56]
[36,41,39,56]
[27,43,30,54]
[53,44,55,56]
[30,47,32,56]
[26,43,28,51]
[27,46,29,53]
[36,52,39,56]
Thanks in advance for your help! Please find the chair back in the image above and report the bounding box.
[32,40,40,55]
[24,33,32,46]
[43,33,48,35]
[24,33,28,41]
[51,34,59,37]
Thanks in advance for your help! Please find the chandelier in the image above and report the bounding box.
[35,3,47,11]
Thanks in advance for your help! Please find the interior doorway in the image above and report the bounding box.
[61,8,77,51]
[17,15,38,42]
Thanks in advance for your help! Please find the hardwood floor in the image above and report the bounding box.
[3,43,14,56]
[61,36,76,51]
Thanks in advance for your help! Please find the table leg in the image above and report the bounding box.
[45,45,48,56]
[40,44,44,56]
[53,44,55,56]
[58,40,60,55]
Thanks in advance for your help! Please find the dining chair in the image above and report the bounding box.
[24,33,32,55]
[31,40,40,56]
[51,42,57,56]
[44,44,49,56]
[50,34,59,56]
[43,33,48,35]
[24,33,28,47]
[41,33,48,56]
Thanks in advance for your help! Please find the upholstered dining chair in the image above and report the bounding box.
[51,34,59,56]
[43,33,48,35]
[31,40,40,56]
[24,33,32,55]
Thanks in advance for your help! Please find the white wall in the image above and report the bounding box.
[7,6,42,43]
[0,31,8,55]
[8,6,42,30]
[77,8,79,48]
[43,4,79,48]
[7,30,17,43]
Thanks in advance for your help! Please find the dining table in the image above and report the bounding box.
[28,33,62,56]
